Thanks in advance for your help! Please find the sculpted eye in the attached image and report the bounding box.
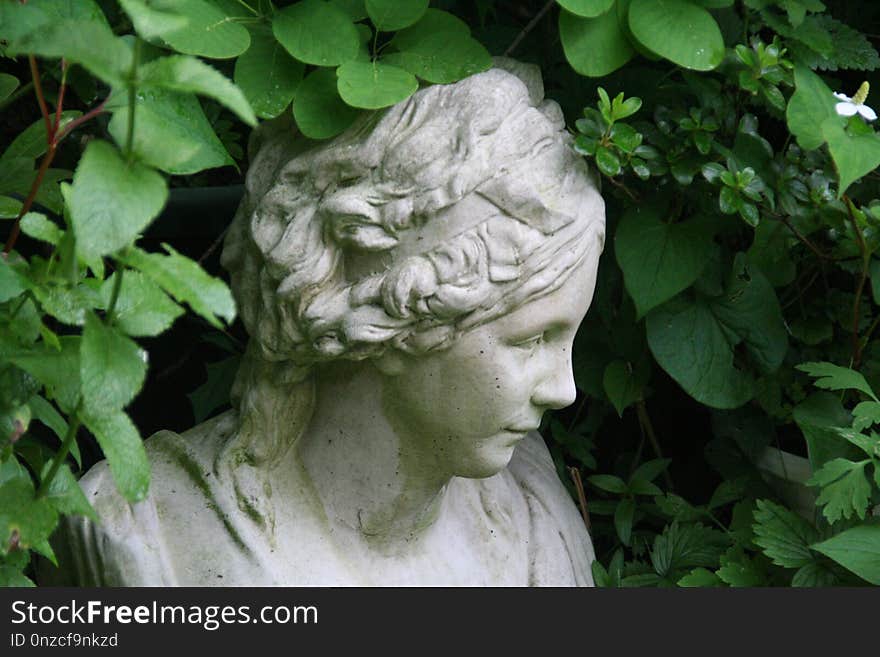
[511,333,544,350]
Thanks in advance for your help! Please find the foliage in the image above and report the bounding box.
[3,0,880,588]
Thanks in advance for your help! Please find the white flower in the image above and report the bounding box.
[834,82,877,121]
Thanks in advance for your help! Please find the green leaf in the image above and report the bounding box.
[0,112,81,169]
[628,0,724,71]
[631,458,671,484]
[808,458,872,523]
[602,358,647,416]
[273,0,360,67]
[7,19,131,87]
[31,282,102,327]
[0,475,57,552]
[650,522,729,575]
[647,256,787,409]
[792,561,837,587]
[587,474,628,494]
[337,61,418,110]
[796,362,878,401]
[68,140,168,261]
[100,271,184,338]
[558,0,616,17]
[5,337,81,413]
[234,28,304,119]
[81,313,148,416]
[595,146,622,176]
[332,0,368,21]
[28,395,79,468]
[656,492,706,522]
[614,497,636,545]
[628,479,663,496]
[0,566,34,587]
[752,498,818,568]
[108,88,233,175]
[390,9,470,50]
[822,119,880,197]
[786,65,839,151]
[138,55,257,126]
[615,207,714,319]
[811,525,880,585]
[19,212,62,246]
[366,0,428,31]
[41,463,96,521]
[852,401,880,431]
[128,0,250,59]
[678,567,722,587]
[0,258,27,304]
[0,196,21,219]
[0,73,18,103]
[120,245,236,328]
[559,7,635,77]
[383,31,492,84]
[81,409,149,502]
[293,67,361,140]
[717,547,764,586]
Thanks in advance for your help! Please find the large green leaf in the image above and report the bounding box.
[558,0,616,17]
[822,119,880,197]
[68,141,168,261]
[234,28,304,119]
[752,499,818,569]
[0,475,57,552]
[120,245,236,328]
[383,31,492,84]
[293,67,361,139]
[273,0,360,67]
[0,258,27,304]
[811,525,880,585]
[366,0,428,31]
[793,392,860,471]
[81,409,150,502]
[796,361,878,400]
[615,207,714,319]
[628,0,724,71]
[80,313,148,416]
[786,65,839,151]
[337,61,418,109]
[559,7,634,77]
[41,463,96,521]
[108,88,233,175]
[390,9,470,50]
[647,255,786,408]
[5,337,82,413]
[125,0,250,59]
[808,458,872,523]
[138,55,257,126]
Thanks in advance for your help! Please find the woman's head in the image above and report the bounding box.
[222,61,605,375]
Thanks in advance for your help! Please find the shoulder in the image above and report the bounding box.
[505,432,596,586]
[58,412,238,586]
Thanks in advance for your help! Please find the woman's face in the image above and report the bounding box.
[379,254,597,480]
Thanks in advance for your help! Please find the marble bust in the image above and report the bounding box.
[55,61,606,586]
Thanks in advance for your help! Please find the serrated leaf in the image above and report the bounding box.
[120,245,235,328]
[41,463,96,520]
[615,206,714,318]
[138,55,256,126]
[628,0,724,71]
[559,7,634,77]
[852,401,880,431]
[717,546,764,586]
[337,61,418,110]
[100,271,184,338]
[108,88,233,175]
[796,361,878,401]
[69,140,168,261]
[808,458,872,523]
[20,212,62,246]
[678,567,722,587]
[81,409,149,502]
[28,395,79,468]
[273,0,360,67]
[752,498,818,568]
[6,337,81,413]
[80,313,148,417]
[811,525,880,584]
[792,561,837,587]
[234,27,304,119]
[650,522,729,575]
[293,67,361,140]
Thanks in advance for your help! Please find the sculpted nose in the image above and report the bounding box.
[531,350,577,410]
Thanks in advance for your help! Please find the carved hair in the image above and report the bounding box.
[216,62,604,515]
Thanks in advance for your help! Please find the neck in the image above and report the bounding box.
[292,360,451,543]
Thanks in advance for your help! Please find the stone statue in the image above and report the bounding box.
[55,61,606,586]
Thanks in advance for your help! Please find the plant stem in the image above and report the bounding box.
[54,59,68,131]
[106,268,124,321]
[504,0,555,56]
[568,466,591,532]
[55,99,108,142]
[36,414,81,498]
[232,0,259,16]
[635,400,674,490]
[28,56,53,140]
[3,141,56,255]
[844,195,870,368]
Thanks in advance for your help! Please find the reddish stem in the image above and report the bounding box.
[53,59,68,133]
[55,100,107,142]
[3,143,56,255]
[28,55,53,141]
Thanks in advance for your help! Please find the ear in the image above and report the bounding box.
[372,349,407,377]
